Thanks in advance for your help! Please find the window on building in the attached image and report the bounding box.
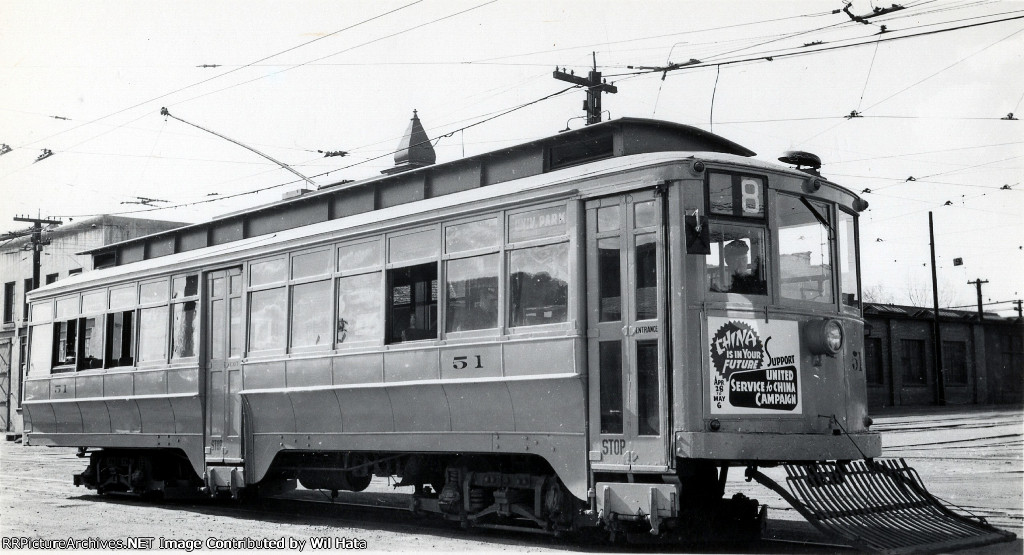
[864,337,884,385]
[18,335,27,406]
[3,282,14,323]
[45,273,59,285]
[942,341,968,385]
[68,268,83,276]
[387,263,438,343]
[900,338,927,385]
[23,278,33,320]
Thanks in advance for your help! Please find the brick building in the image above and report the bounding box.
[863,302,1023,409]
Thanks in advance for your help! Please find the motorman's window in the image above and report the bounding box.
[509,243,569,327]
[838,209,860,308]
[446,254,499,333]
[337,272,383,344]
[387,263,438,343]
[706,225,767,295]
[777,194,834,303]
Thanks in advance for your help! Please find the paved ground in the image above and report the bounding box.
[1,406,1020,553]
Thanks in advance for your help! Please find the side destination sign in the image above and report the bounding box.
[707,317,802,414]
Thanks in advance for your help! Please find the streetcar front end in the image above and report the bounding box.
[677,157,880,464]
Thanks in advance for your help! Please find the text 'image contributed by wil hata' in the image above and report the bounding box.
[2,536,369,551]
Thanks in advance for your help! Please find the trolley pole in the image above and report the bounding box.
[928,212,945,406]
[553,52,618,125]
[968,278,988,322]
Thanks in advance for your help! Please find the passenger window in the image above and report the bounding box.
[387,263,437,343]
[109,286,136,310]
[52,319,78,370]
[171,301,198,358]
[140,281,168,304]
[337,272,383,344]
[446,219,499,253]
[249,288,287,351]
[445,254,499,333]
[338,241,381,272]
[292,249,331,280]
[79,317,102,369]
[81,291,106,313]
[389,230,438,264]
[508,243,569,327]
[172,275,199,298]
[706,225,767,296]
[29,324,53,375]
[290,280,333,349]
[250,258,287,287]
[105,310,135,367]
[138,306,168,363]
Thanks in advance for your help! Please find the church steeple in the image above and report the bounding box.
[382,110,436,175]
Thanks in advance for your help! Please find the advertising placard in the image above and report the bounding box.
[708,317,802,415]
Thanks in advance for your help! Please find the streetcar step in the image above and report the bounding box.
[747,459,1016,554]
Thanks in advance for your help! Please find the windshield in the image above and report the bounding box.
[777,194,834,304]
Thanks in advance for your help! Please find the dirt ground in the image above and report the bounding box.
[1,406,1020,553]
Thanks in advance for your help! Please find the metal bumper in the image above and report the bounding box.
[675,430,881,461]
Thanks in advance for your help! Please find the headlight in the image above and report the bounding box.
[804,318,844,356]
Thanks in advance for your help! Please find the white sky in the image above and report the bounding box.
[1,0,1022,314]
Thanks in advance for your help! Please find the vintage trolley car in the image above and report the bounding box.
[21,118,1012,548]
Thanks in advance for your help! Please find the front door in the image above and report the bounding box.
[586,190,670,472]
[205,267,244,463]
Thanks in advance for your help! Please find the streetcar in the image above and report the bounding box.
[21,117,1013,550]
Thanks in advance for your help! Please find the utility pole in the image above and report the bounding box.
[13,215,62,292]
[553,52,618,125]
[967,278,989,322]
[1014,299,1023,318]
[928,212,945,406]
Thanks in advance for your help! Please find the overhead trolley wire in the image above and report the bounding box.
[6,0,426,152]
[52,84,582,220]
[165,0,499,109]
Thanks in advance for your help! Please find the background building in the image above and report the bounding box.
[1,215,186,439]
[863,302,1023,409]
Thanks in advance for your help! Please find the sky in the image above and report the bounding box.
[1,0,1022,315]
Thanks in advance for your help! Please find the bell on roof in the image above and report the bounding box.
[382,110,436,175]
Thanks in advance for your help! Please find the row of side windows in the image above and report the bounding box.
[27,203,573,372]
